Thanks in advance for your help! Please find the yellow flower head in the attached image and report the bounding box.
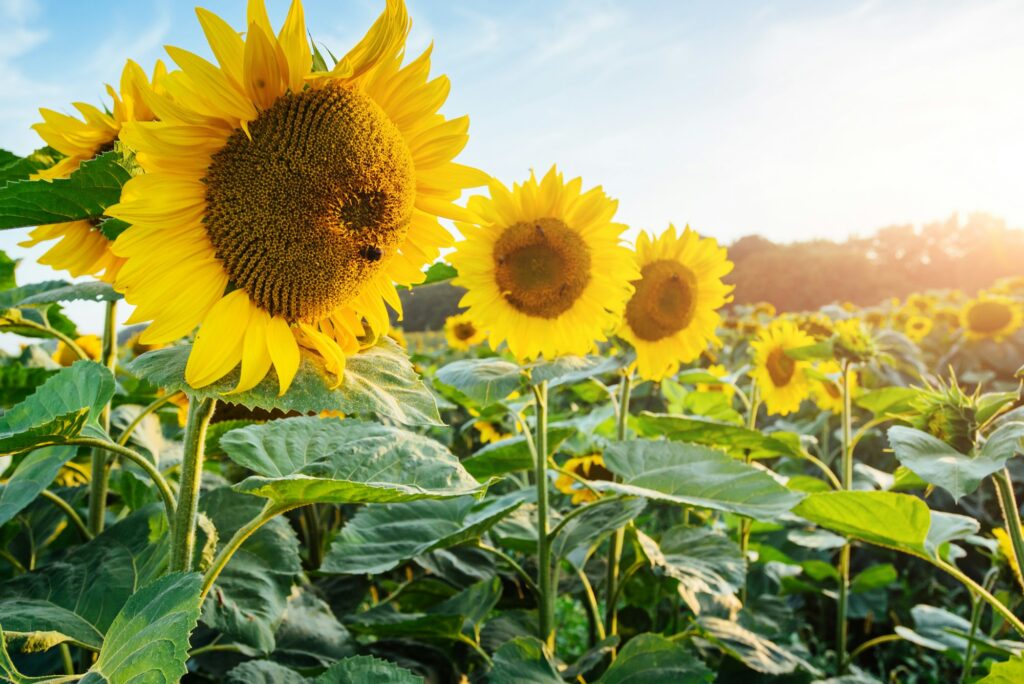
[554,454,613,505]
[797,313,835,341]
[833,318,876,363]
[696,363,735,400]
[21,60,165,283]
[904,315,933,342]
[749,320,815,416]
[960,293,1023,342]
[449,166,638,362]
[444,312,486,351]
[617,225,733,382]
[810,359,858,414]
[105,0,486,396]
[904,293,935,315]
[53,335,102,366]
[473,420,507,445]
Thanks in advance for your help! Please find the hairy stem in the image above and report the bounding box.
[532,380,555,650]
[170,397,216,572]
[88,300,117,535]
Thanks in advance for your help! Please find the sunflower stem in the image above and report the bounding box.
[993,469,1024,592]
[836,359,854,675]
[604,372,632,642]
[88,300,117,535]
[171,397,216,572]
[532,380,555,651]
[739,387,760,604]
[201,501,293,601]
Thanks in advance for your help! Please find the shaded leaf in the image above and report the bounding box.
[315,655,423,683]
[698,616,819,675]
[636,413,803,460]
[550,497,646,560]
[597,632,714,683]
[272,588,354,668]
[488,636,562,684]
[0,446,76,527]
[637,527,744,615]
[225,660,305,684]
[435,358,523,406]
[462,426,576,479]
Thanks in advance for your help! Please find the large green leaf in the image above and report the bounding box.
[347,578,501,640]
[200,487,302,654]
[225,660,306,684]
[550,497,646,560]
[0,446,75,527]
[321,493,522,574]
[595,440,804,520]
[271,588,354,668]
[980,656,1024,683]
[527,355,621,388]
[130,337,440,426]
[0,505,168,651]
[315,655,423,683]
[635,413,803,460]
[435,358,523,406]
[889,424,1024,501]
[18,281,121,305]
[79,572,202,684]
[894,604,1022,657]
[698,617,819,675]
[0,360,114,452]
[223,417,483,508]
[462,426,576,479]
[794,491,931,557]
[0,146,61,187]
[488,636,562,684]
[597,633,713,683]
[637,527,744,615]
[0,365,58,407]
[0,151,130,230]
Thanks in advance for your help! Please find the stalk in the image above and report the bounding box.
[170,397,216,572]
[739,386,761,602]
[201,501,294,601]
[836,360,854,674]
[993,469,1024,592]
[88,300,117,535]
[40,489,92,540]
[532,380,555,650]
[604,372,632,638]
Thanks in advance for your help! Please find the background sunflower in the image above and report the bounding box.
[749,319,816,415]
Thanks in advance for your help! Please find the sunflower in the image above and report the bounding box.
[904,315,933,342]
[53,335,102,366]
[554,455,613,505]
[797,313,834,341]
[960,294,1023,341]
[473,421,507,445]
[444,312,485,350]
[810,359,858,414]
[904,293,935,315]
[833,318,876,363]
[616,226,733,382]
[449,167,637,361]
[20,60,164,282]
[106,0,484,395]
[696,363,735,400]
[749,320,815,416]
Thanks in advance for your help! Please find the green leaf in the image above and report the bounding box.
[794,491,930,557]
[698,617,820,675]
[0,250,15,292]
[419,261,457,286]
[894,604,1022,658]
[0,146,62,186]
[785,341,834,361]
[855,387,919,416]
[348,577,501,640]
[435,358,523,406]
[321,493,522,574]
[0,626,50,684]
[527,355,620,388]
[200,488,302,654]
[980,656,1024,683]
[0,505,168,651]
[462,426,576,479]
[225,660,306,684]
[888,425,1020,501]
[637,527,744,614]
[850,564,898,593]
[18,281,121,305]
[549,497,646,560]
[79,572,202,684]
[488,636,562,684]
[596,633,713,683]
[314,655,423,683]
[635,413,803,460]
[0,446,75,527]
[0,151,130,230]
[271,588,354,667]
[0,365,57,406]
[595,439,804,520]
[130,337,440,426]
[0,361,115,452]
[224,417,482,508]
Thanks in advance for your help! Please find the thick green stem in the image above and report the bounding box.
[40,489,92,540]
[739,388,761,603]
[88,300,117,535]
[170,397,216,572]
[605,373,632,638]
[201,501,291,601]
[532,380,555,650]
[993,470,1024,592]
[836,360,854,675]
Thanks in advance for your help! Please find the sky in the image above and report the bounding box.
[1,0,1023,337]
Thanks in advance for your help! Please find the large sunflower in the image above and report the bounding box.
[21,60,164,282]
[449,167,637,361]
[960,293,1023,341]
[749,320,815,416]
[106,0,484,394]
[617,225,733,382]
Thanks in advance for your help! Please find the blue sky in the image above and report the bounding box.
[1,0,1023,336]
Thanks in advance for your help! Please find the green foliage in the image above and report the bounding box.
[435,358,523,406]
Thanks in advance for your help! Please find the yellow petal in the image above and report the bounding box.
[278,0,311,92]
[185,289,252,388]
[231,306,273,393]
[243,22,285,110]
[266,315,300,395]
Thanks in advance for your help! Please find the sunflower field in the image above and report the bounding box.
[0,1,1022,683]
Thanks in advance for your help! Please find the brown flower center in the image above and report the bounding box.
[453,322,477,340]
[203,83,415,322]
[493,217,591,318]
[625,259,698,341]
[967,301,1012,334]
[766,346,796,387]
